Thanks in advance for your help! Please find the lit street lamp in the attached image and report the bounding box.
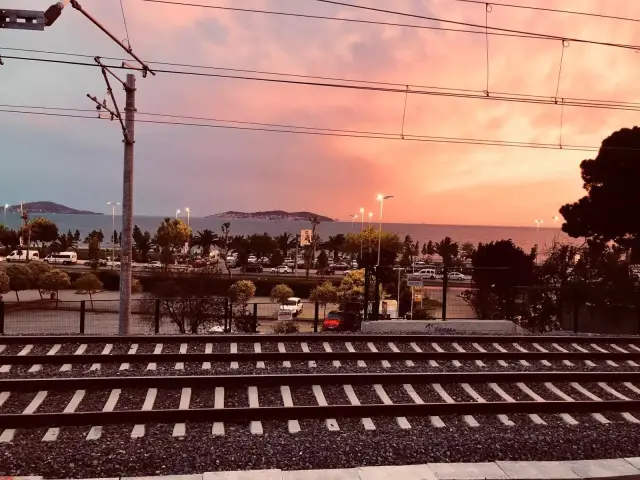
[376,194,393,266]
[534,219,543,254]
[368,212,373,227]
[107,201,120,269]
[185,207,191,254]
[175,209,181,220]
[350,214,358,230]
[359,207,364,260]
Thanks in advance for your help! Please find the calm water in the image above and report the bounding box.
[1,213,570,251]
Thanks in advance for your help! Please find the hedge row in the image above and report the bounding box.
[65,270,341,298]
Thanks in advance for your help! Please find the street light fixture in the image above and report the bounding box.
[376,194,394,266]
[107,201,120,269]
[350,214,358,230]
[176,209,181,220]
[368,212,373,227]
[534,219,543,254]
[185,207,191,254]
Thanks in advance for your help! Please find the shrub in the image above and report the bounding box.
[270,284,294,305]
[272,320,299,334]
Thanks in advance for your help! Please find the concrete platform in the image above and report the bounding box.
[361,319,527,334]
[45,457,640,480]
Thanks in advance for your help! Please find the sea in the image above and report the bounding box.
[0,213,571,251]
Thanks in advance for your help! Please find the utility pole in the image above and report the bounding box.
[118,74,136,335]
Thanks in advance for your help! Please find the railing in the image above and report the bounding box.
[0,299,323,335]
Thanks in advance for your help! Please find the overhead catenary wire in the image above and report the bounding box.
[119,0,133,48]
[5,54,640,115]
[452,0,640,24]
[0,106,618,153]
[314,0,640,52]
[5,47,640,110]
[140,0,640,53]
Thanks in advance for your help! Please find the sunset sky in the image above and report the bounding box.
[2,0,640,225]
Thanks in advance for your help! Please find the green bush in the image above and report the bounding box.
[272,320,299,334]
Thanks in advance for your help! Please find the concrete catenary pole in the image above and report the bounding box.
[118,73,136,335]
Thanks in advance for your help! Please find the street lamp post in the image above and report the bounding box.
[176,209,181,220]
[185,207,191,255]
[350,214,357,230]
[368,212,373,227]
[551,215,559,243]
[359,207,364,260]
[107,201,120,269]
[534,219,543,257]
[376,194,393,266]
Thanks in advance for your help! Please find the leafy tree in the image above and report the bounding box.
[229,280,256,316]
[316,250,329,272]
[141,271,225,333]
[560,127,640,259]
[0,226,20,253]
[436,236,459,266]
[20,217,58,254]
[0,270,10,300]
[324,234,346,263]
[131,278,143,294]
[54,229,77,253]
[26,260,53,299]
[337,269,370,308]
[270,283,294,306]
[39,269,71,300]
[426,240,436,255]
[310,281,338,318]
[73,273,103,308]
[460,242,476,263]
[400,235,415,266]
[87,236,101,264]
[192,229,218,257]
[248,233,277,262]
[154,217,191,266]
[270,249,285,267]
[421,243,428,257]
[462,240,535,320]
[2,263,32,301]
[133,225,153,262]
[73,229,81,243]
[84,229,105,246]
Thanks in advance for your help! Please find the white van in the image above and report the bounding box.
[418,268,437,279]
[6,250,40,262]
[45,252,78,265]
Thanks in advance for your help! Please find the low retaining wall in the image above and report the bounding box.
[361,319,528,334]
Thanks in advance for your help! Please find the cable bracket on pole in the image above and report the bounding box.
[401,85,409,139]
[483,3,492,97]
[86,56,131,143]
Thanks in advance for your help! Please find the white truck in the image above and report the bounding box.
[279,297,304,317]
[5,250,40,262]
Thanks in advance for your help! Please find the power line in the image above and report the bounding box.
[452,0,640,24]
[141,0,640,52]
[0,106,606,151]
[314,0,640,52]
[5,54,640,115]
[119,0,133,48]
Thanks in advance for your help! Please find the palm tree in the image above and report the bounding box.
[275,232,297,258]
[324,234,346,263]
[436,236,459,266]
[132,225,153,263]
[193,229,218,257]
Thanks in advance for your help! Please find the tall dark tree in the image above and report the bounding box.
[248,233,277,262]
[324,234,346,263]
[192,229,218,257]
[436,237,459,266]
[561,126,640,260]
[426,240,436,255]
[275,232,297,258]
[132,225,153,262]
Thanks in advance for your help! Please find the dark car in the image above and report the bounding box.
[315,266,335,275]
[242,263,264,273]
[322,311,361,332]
[333,263,350,271]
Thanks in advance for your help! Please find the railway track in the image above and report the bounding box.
[2,334,640,478]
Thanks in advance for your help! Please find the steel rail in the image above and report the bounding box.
[1,400,639,428]
[3,351,640,365]
[3,371,640,391]
[1,334,638,345]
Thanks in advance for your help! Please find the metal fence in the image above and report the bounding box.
[0,299,324,335]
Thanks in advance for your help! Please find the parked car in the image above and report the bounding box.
[45,252,78,265]
[146,260,163,269]
[84,259,107,268]
[447,271,466,281]
[270,265,292,274]
[242,263,264,273]
[417,268,437,279]
[279,297,304,316]
[316,266,335,275]
[333,263,350,271]
[322,311,361,332]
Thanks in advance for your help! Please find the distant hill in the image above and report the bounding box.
[6,201,102,215]
[206,210,334,222]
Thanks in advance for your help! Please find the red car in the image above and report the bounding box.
[322,311,361,332]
